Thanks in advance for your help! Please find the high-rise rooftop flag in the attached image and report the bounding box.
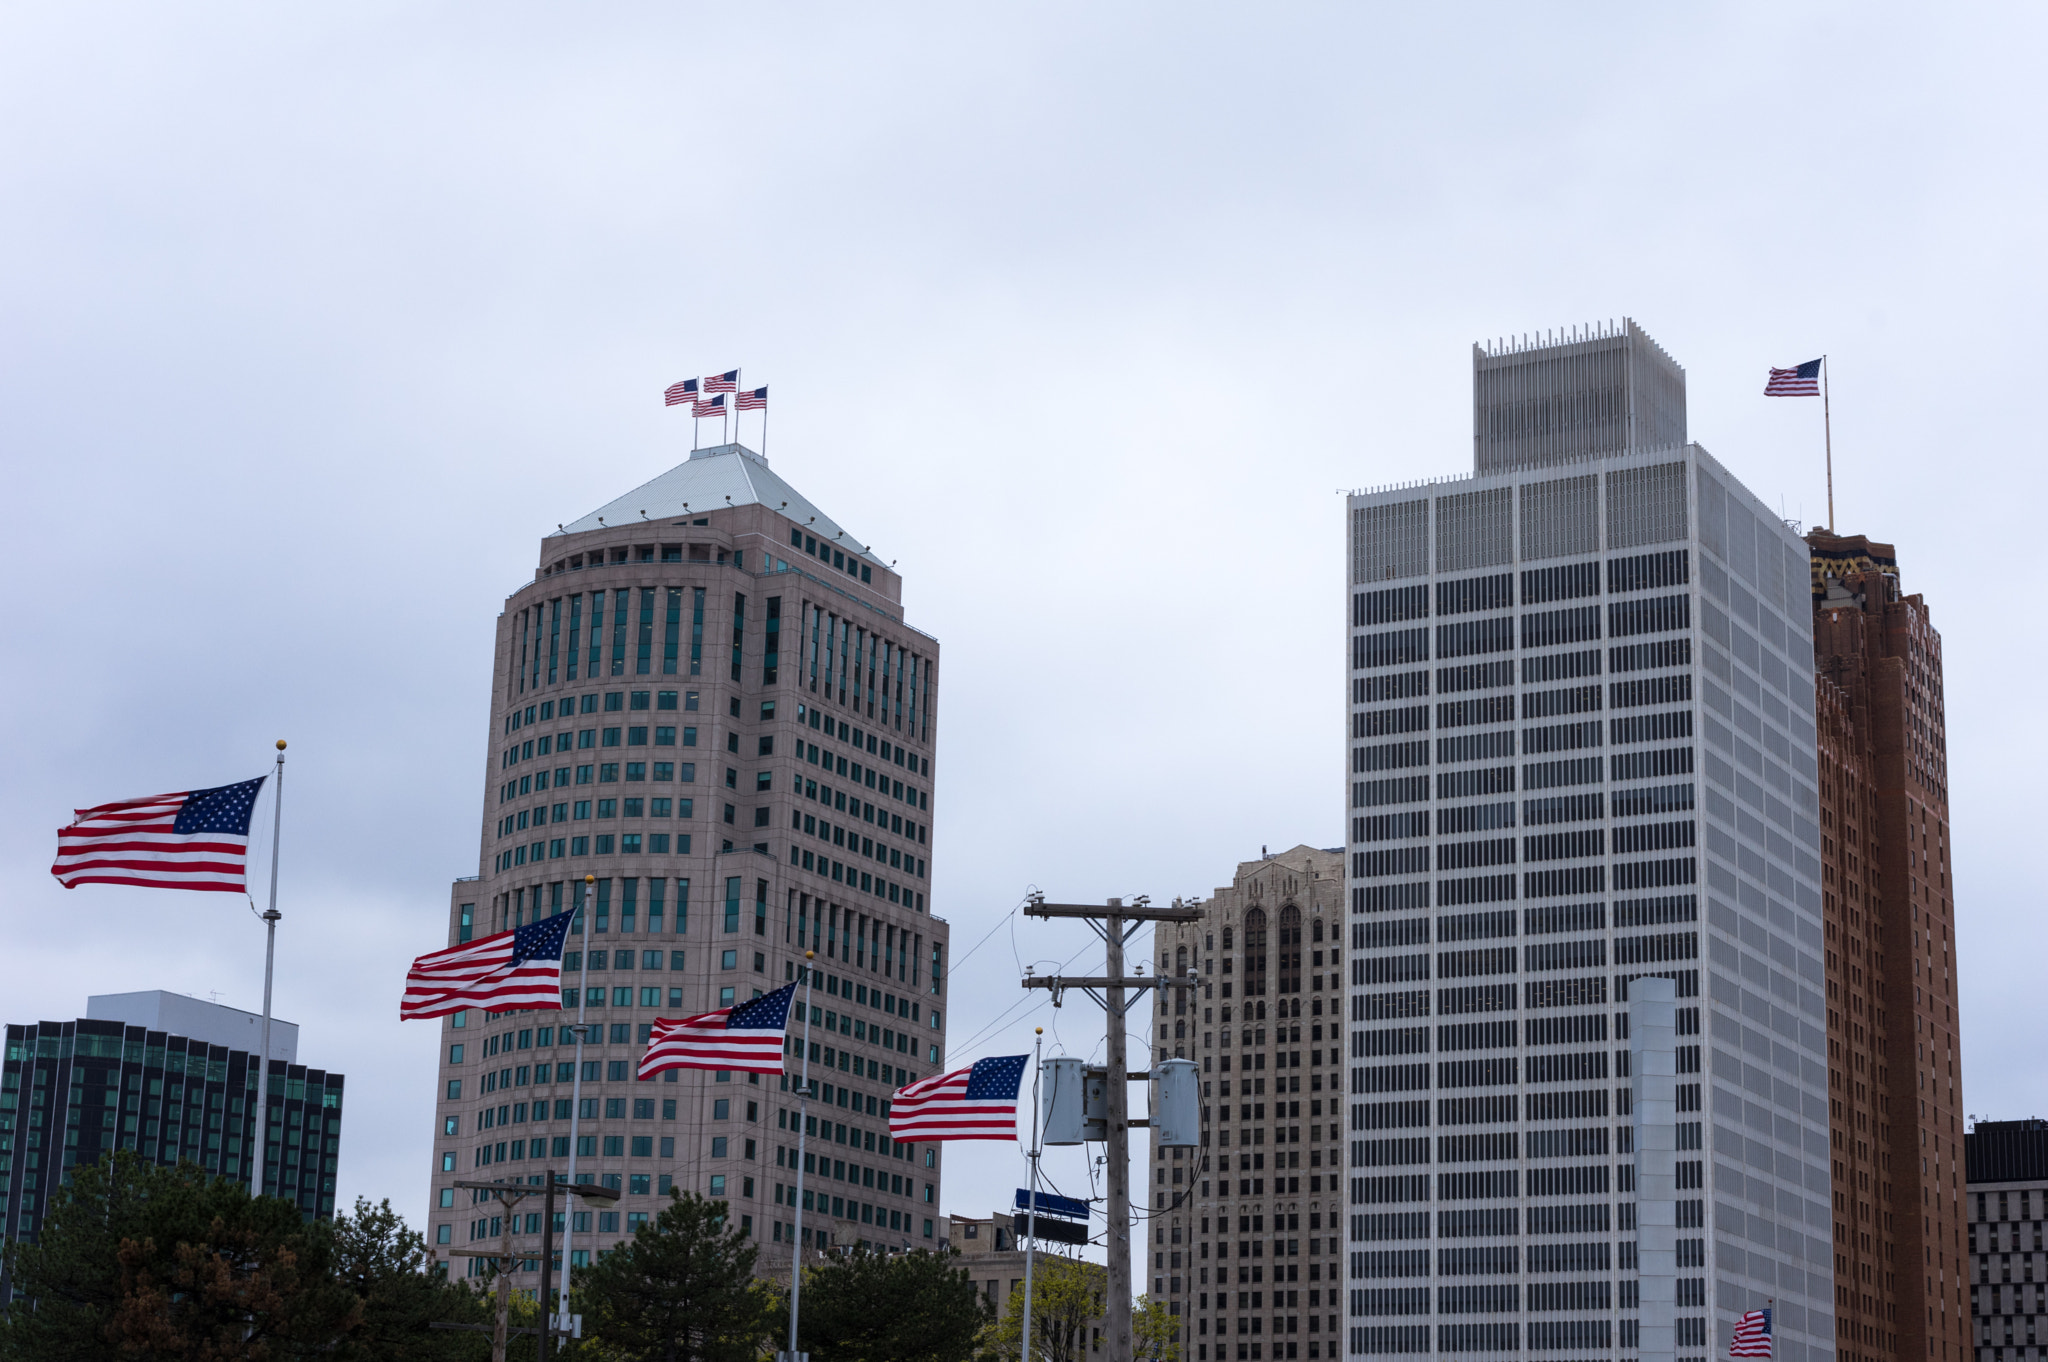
[52,778,268,893]
[889,1055,1028,1142]
[664,377,700,406]
[736,385,768,411]
[400,915,574,1020]
[692,393,726,417]
[1765,360,1822,396]
[1730,1308,1773,1358]
[638,983,796,1078]
[703,369,739,394]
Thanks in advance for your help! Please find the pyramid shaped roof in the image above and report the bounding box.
[559,444,883,566]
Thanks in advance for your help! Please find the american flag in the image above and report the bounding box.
[1730,1308,1773,1358]
[703,369,739,394]
[889,1055,1028,1142]
[664,377,699,406]
[735,385,768,411]
[693,393,726,417]
[52,777,268,893]
[399,915,575,1020]
[638,982,796,1078]
[1765,359,1821,396]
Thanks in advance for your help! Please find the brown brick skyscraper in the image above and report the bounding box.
[1810,531,1966,1362]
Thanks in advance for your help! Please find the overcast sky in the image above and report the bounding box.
[3,4,2041,1246]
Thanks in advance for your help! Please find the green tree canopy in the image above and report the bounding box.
[0,1153,487,1362]
[983,1256,1103,1362]
[572,1191,771,1362]
[780,1244,989,1362]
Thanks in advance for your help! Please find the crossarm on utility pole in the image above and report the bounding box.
[1019,976,1198,990]
[1024,903,1203,923]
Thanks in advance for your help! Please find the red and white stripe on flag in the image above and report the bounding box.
[888,1055,1027,1142]
[51,778,267,894]
[1730,1308,1773,1358]
[400,916,573,1020]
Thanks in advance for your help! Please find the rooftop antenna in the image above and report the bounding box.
[597,516,606,525]
[639,510,649,520]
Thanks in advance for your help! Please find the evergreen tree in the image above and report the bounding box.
[325,1196,490,1360]
[0,1150,358,1361]
[573,1192,771,1362]
[781,1244,989,1362]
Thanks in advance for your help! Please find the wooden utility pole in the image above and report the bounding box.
[446,1177,621,1362]
[1021,895,1200,1362]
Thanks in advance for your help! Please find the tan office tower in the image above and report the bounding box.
[1810,532,1965,1362]
[1148,844,1350,1361]
[428,443,949,1280]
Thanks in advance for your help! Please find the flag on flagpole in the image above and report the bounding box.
[638,983,796,1078]
[889,1055,1029,1141]
[664,377,700,406]
[1731,1308,1773,1358]
[693,393,726,417]
[735,385,768,411]
[1765,360,1822,396]
[52,778,268,893]
[703,369,739,394]
[400,915,575,1020]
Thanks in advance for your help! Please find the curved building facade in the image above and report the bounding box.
[427,442,949,1278]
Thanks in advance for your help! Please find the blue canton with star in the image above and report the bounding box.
[512,913,576,962]
[965,1054,1029,1100]
[728,982,796,1029]
[172,778,267,836]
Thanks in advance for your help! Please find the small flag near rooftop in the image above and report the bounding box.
[1765,359,1821,396]
[664,377,700,406]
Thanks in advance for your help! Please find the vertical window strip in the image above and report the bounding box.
[520,609,534,695]
[808,605,823,690]
[663,588,681,676]
[730,594,747,683]
[648,876,665,931]
[764,597,781,684]
[566,594,582,681]
[588,591,605,678]
[610,589,630,676]
[531,606,544,692]
[690,588,705,677]
[676,877,690,935]
[837,621,851,704]
[547,599,562,685]
[636,588,655,675]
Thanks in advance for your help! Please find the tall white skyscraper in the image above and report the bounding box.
[1342,323,1832,1362]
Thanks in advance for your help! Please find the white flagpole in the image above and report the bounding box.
[1822,356,1834,531]
[557,873,596,1337]
[1020,1030,1043,1362]
[252,740,285,1197]
[785,952,817,1362]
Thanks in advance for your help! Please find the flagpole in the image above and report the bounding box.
[252,740,285,1197]
[1019,1030,1043,1362]
[556,874,596,1339]
[786,952,817,1362]
[761,398,769,458]
[1822,356,1834,531]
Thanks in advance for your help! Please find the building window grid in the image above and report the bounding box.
[1340,463,1831,1352]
